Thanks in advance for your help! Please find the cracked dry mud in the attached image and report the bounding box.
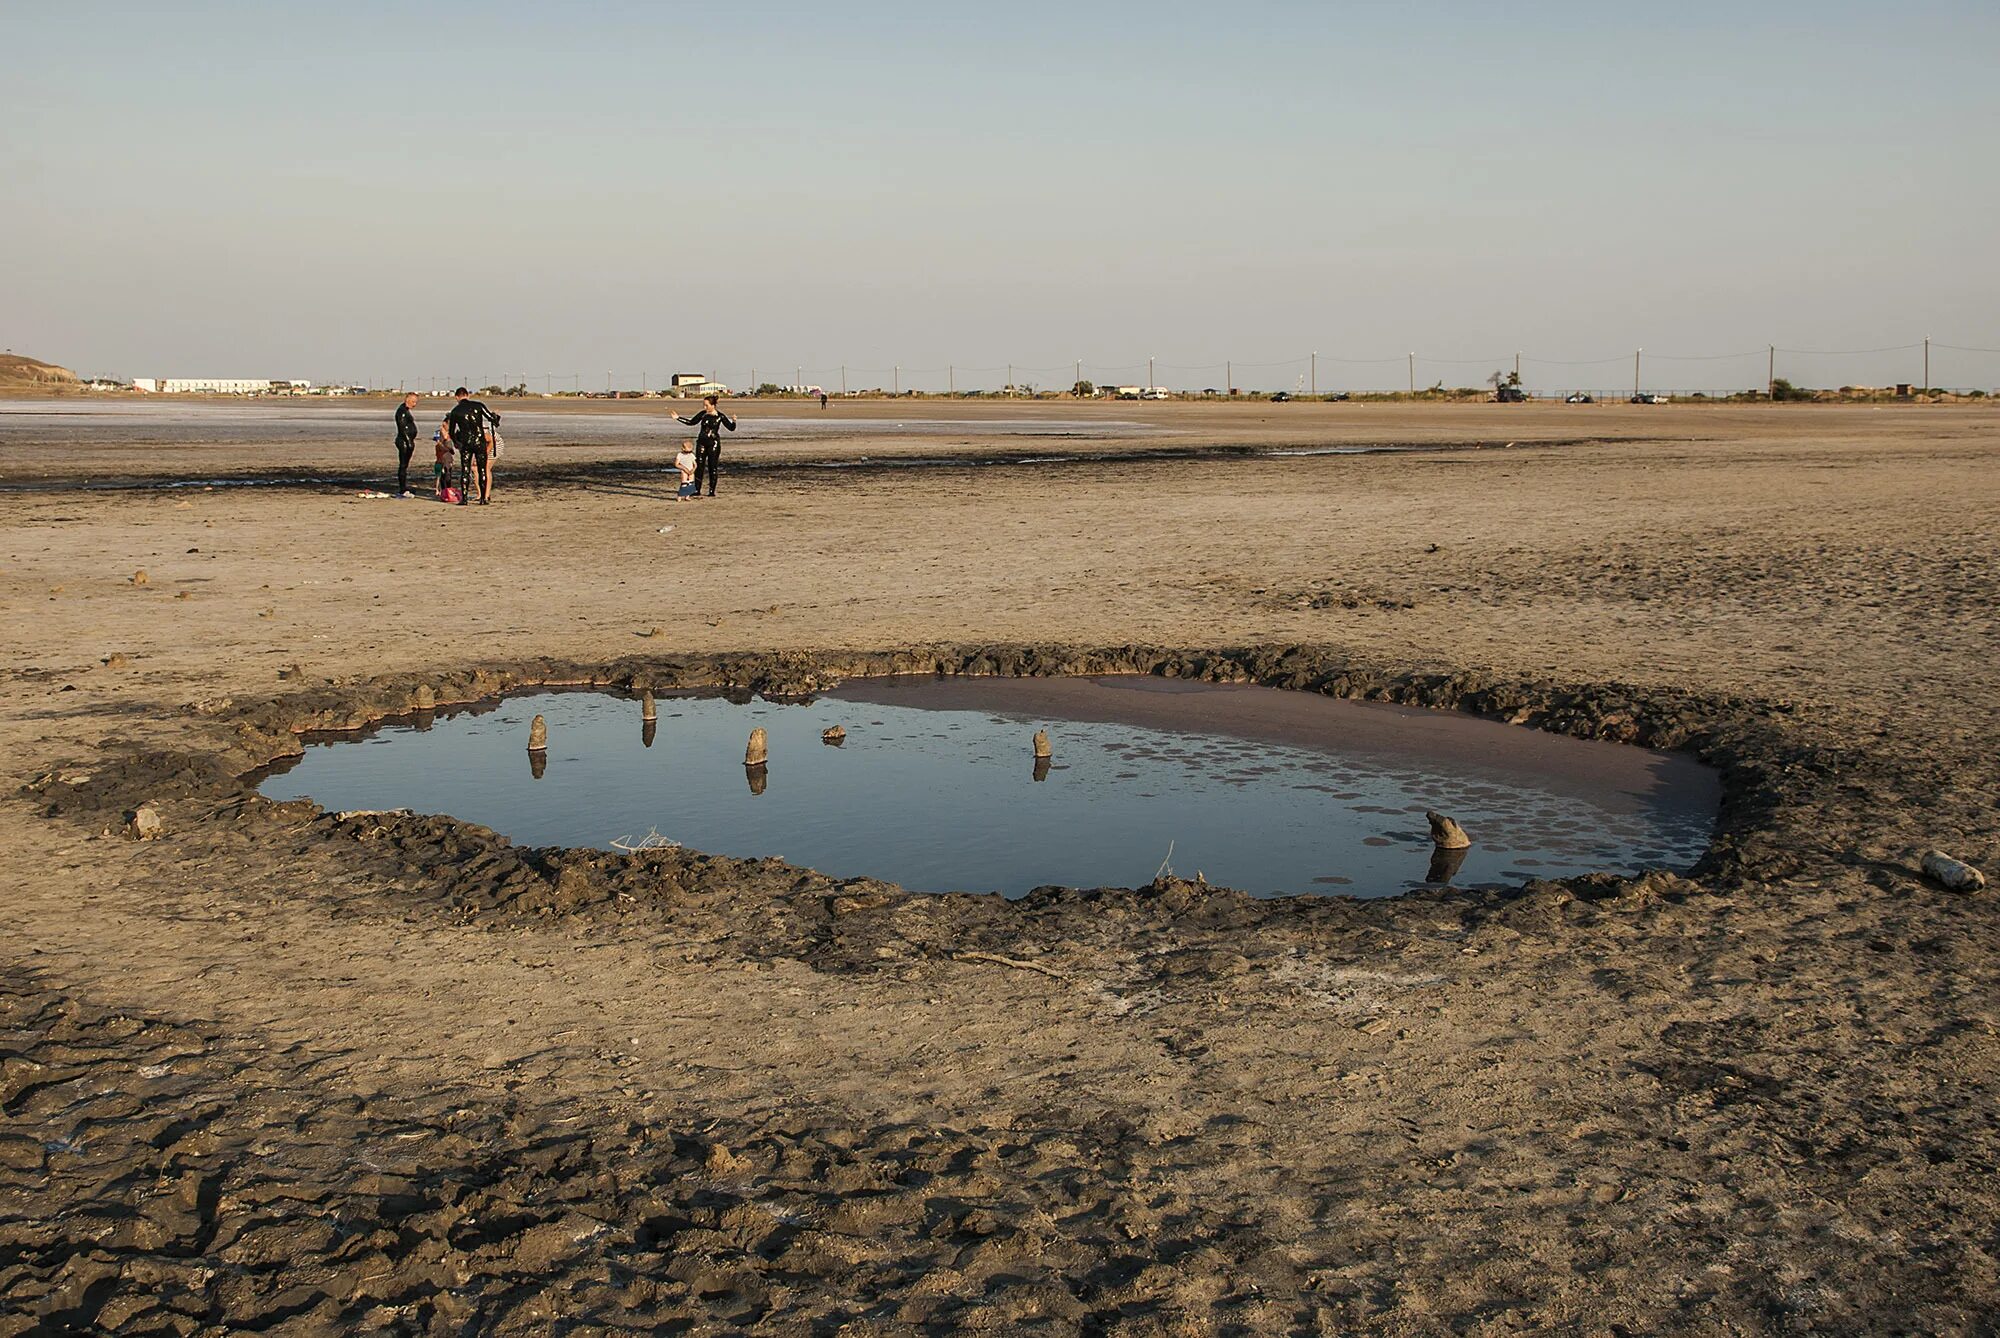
[2,403,1997,1334]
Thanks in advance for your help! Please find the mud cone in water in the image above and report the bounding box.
[641,690,657,722]
[745,727,768,766]
[822,725,846,746]
[415,684,436,711]
[1032,729,1052,759]
[745,764,768,796]
[528,715,548,752]
[1425,811,1472,849]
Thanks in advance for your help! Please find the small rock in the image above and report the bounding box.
[1426,811,1472,849]
[1032,729,1052,759]
[276,664,302,680]
[1921,851,1986,893]
[130,569,149,586]
[821,725,846,744]
[102,653,129,669]
[415,684,436,710]
[745,727,768,766]
[129,804,164,841]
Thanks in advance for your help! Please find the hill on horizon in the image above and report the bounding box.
[0,353,78,386]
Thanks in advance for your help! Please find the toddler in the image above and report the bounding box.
[674,439,697,500]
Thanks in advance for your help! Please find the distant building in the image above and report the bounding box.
[160,378,272,394]
[671,373,708,390]
[131,378,158,393]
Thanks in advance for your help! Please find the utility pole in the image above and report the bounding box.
[893,365,899,395]
[949,365,955,394]
[1075,359,1082,394]
[1923,335,1930,393]
[1514,351,1521,382]
[1407,353,1415,395]
[544,372,552,394]
[1226,360,1231,395]
[1148,356,1155,391]
[1634,349,1642,399]
[1007,364,1013,393]
[642,370,647,394]
[796,365,802,390]
[1310,351,1317,397]
[606,371,612,392]
[841,365,847,396]
[1767,345,1775,399]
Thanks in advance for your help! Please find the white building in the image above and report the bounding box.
[160,378,273,394]
[131,378,158,393]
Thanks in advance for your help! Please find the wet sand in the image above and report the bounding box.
[2,402,1998,1333]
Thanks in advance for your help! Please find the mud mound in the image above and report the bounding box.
[0,352,76,386]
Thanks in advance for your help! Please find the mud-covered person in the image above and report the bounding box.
[443,387,500,506]
[393,392,420,497]
[677,393,736,498]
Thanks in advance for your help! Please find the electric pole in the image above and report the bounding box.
[893,365,899,395]
[1148,356,1155,391]
[1767,345,1774,399]
[1633,349,1641,399]
[840,366,847,396]
[1514,351,1521,382]
[1226,360,1231,395]
[949,365,954,394]
[1075,359,1082,394]
[1923,335,1930,393]
[1407,353,1415,395]
[1310,351,1317,397]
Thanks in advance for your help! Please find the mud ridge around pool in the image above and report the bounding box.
[25,641,1880,964]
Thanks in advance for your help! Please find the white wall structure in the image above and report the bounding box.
[160,378,273,394]
[131,378,158,392]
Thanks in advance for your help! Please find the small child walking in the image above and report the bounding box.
[673,439,697,500]
[433,426,456,502]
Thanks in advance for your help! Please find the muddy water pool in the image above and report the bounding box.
[259,675,1719,898]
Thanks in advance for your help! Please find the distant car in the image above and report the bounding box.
[1630,393,1669,404]
[1495,386,1527,403]
[1325,391,1350,402]
[1270,391,1292,402]
[1565,393,1593,404]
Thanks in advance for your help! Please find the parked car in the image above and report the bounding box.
[1564,393,1593,404]
[1630,393,1669,404]
[1270,391,1292,402]
[1326,391,1350,402]
[1495,385,1527,403]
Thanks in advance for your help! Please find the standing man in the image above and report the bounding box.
[444,386,500,506]
[393,391,419,497]
[677,393,736,498]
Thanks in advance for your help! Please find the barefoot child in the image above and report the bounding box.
[674,439,697,500]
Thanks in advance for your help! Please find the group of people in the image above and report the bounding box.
[393,387,500,505]
[391,390,737,506]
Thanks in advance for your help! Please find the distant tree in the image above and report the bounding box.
[1071,380,1095,397]
[1769,377,1811,402]
[478,384,503,396]
[504,382,527,397]
[755,382,783,396]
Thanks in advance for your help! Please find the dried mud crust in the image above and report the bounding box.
[12,645,2000,1334]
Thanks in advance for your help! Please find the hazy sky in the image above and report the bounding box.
[4,0,1996,391]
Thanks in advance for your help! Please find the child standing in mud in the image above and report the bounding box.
[673,440,697,500]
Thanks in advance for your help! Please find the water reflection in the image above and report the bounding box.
[1425,844,1469,885]
[412,710,435,733]
[260,679,1720,899]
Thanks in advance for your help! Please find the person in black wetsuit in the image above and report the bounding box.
[677,394,736,497]
[393,392,419,496]
[443,387,500,505]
